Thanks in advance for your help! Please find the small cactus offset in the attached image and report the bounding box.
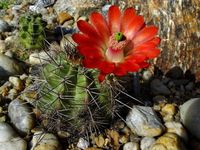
[19,13,46,49]
[36,52,115,135]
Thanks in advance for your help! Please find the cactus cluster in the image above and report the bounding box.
[19,13,46,49]
[34,51,119,136]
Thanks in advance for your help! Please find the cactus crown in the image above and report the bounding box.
[19,13,46,49]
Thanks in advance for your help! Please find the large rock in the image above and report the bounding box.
[180,98,200,140]
[0,122,27,150]
[126,106,165,137]
[123,1,200,81]
[8,99,35,135]
[0,54,24,78]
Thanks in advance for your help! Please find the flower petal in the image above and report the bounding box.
[121,7,136,32]
[124,16,145,40]
[77,20,104,42]
[82,58,101,68]
[133,26,158,46]
[72,33,102,48]
[116,60,140,74]
[89,12,110,45]
[98,73,106,83]
[77,46,103,59]
[98,61,115,74]
[141,48,160,59]
[108,5,121,33]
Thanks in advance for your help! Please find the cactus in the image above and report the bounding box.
[34,51,116,135]
[19,13,46,49]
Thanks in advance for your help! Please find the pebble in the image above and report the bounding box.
[0,19,10,32]
[8,99,35,135]
[77,138,89,149]
[58,11,73,25]
[140,137,156,150]
[150,79,171,95]
[150,133,186,150]
[123,142,140,150]
[9,76,23,91]
[0,122,27,150]
[0,54,24,78]
[126,106,165,137]
[4,50,14,58]
[180,98,200,140]
[165,66,184,79]
[0,40,6,53]
[165,121,188,141]
[31,131,61,150]
[29,0,55,13]
[29,51,56,65]
[161,103,177,122]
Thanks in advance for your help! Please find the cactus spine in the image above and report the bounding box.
[37,52,113,135]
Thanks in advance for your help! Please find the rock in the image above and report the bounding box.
[8,99,35,135]
[151,79,171,95]
[77,138,89,149]
[0,19,10,32]
[4,50,14,58]
[9,76,23,91]
[150,133,186,150]
[0,40,6,53]
[123,142,140,150]
[126,106,165,137]
[7,88,18,100]
[58,11,73,25]
[0,122,27,150]
[161,103,177,122]
[165,121,188,142]
[29,0,55,13]
[140,137,156,150]
[165,66,184,79]
[180,98,200,140]
[31,131,61,150]
[0,54,24,78]
[29,51,56,65]
[53,0,104,16]
[185,82,194,91]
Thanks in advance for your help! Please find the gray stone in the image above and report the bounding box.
[0,19,10,32]
[29,0,55,13]
[180,98,200,140]
[126,106,165,137]
[77,138,89,149]
[0,40,6,53]
[123,142,139,150]
[0,122,27,150]
[31,131,61,150]
[151,79,171,95]
[8,99,35,135]
[140,137,155,150]
[0,54,24,78]
[29,51,56,65]
[53,0,104,17]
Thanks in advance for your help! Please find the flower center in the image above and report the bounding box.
[105,32,129,63]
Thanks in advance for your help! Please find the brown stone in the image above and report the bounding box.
[57,11,73,25]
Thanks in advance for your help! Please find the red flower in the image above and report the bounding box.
[72,5,160,82]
